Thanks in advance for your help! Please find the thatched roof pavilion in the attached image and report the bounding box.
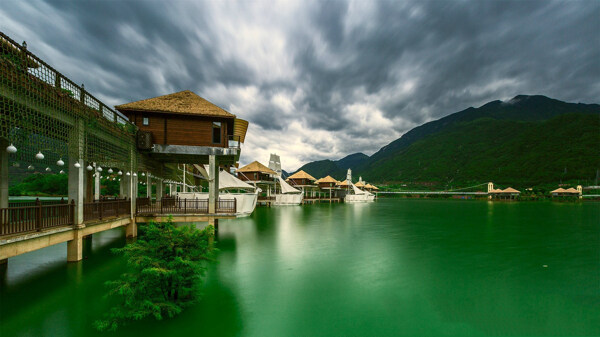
[115,90,247,165]
[287,170,317,187]
[237,161,277,182]
[489,187,520,200]
[316,175,338,189]
[116,90,235,118]
[551,187,580,197]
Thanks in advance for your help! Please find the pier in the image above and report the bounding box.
[0,32,247,265]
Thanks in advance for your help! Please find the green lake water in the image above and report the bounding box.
[1,199,599,336]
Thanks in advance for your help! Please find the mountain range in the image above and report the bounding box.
[292,95,599,187]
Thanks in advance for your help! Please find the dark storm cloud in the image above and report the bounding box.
[0,0,598,169]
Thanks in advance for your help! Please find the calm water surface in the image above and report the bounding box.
[1,199,599,336]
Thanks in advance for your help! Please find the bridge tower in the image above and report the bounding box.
[487,182,494,193]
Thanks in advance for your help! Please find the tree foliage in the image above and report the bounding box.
[95,218,215,332]
[8,173,67,196]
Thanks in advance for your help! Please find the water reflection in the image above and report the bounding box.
[1,200,599,337]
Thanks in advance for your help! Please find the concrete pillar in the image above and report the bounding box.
[68,121,85,224]
[156,180,163,201]
[182,164,187,193]
[67,230,83,262]
[69,157,84,225]
[169,183,173,196]
[208,155,219,214]
[127,146,137,217]
[119,175,125,197]
[126,218,137,238]
[94,164,100,200]
[0,139,8,209]
[146,173,151,198]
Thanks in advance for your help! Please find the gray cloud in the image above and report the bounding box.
[1,0,598,170]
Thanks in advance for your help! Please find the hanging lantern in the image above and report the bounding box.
[28,165,35,170]
[86,164,93,171]
[6,144,17,153]
[126,172,130,176]
[74,162,81,168]
[133,173,137,177]
[45,167,51,172]
[57,158,65,166]
[60,170,65,174]
[141,172,145,176]
[108,168,113,174]
[97,167,103,172]
[118,170,123,176]
[35,151,44,160]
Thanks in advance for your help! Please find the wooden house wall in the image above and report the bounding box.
[318,182,336,189]
[124,110,233,147]
[289,178,312,186]
[238,172,272,182]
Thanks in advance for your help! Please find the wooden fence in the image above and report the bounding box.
[0,200,74,236]
[136,197,236,215]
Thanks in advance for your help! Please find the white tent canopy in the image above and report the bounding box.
[193,164,256,191]
[350,181,366,195]
[277,176,301,194]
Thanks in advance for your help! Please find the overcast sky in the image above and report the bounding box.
[1,0,598,170]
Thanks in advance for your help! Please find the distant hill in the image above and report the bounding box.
[293,95,600,187]
[292,153,368,179]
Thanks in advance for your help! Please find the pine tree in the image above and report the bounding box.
[95,217,215,331]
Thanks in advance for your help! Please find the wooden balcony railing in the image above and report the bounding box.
[83,199,131,222]
[136,197,236,215]
[1,200,74,236]
[0,195,235,237]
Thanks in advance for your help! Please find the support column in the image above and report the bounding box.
[67,230,83,262]
[208,155,219,214]
[146,173,151,198]
[157,180,164,201]
[182,164,187,193]
[68,120,85,225]
[120,174,127,198]
[0,139,8,209]
[94,164,100,200]
[126,218,137,238]
[169,183,173,196]
[127,146,137,218]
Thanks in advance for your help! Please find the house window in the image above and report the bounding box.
[143,117,149,126]
[212,122,222,144]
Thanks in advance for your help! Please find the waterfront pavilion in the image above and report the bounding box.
[236,161,277,196]
[116,90,248,213]
[550,186,582,198]
[488,187,521,200]
[316,175,338,199]
[286,170,318,197]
